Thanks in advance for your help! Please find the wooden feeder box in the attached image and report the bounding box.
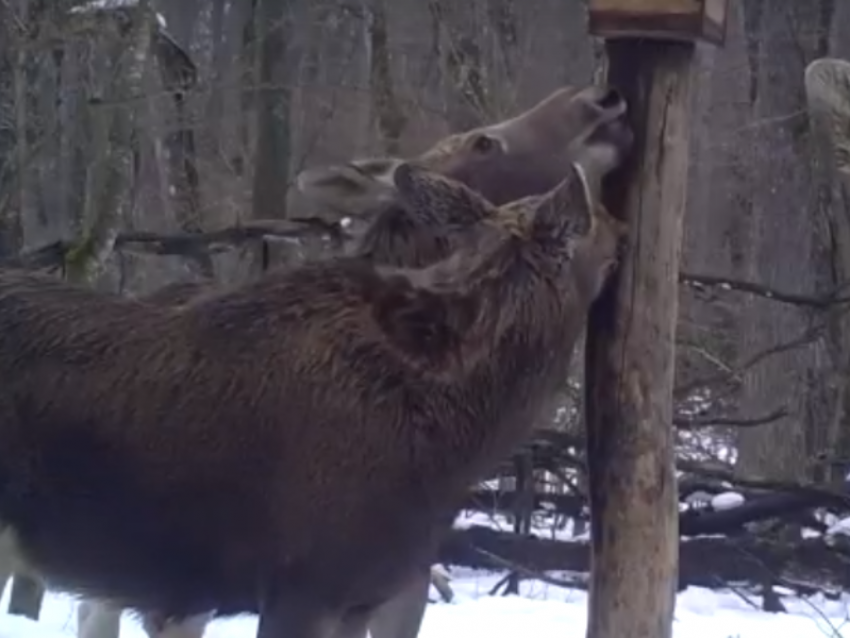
[588,0,729,45]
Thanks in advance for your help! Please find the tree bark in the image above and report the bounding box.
[65,2,151,285]
[584,40,695,638]
[364,0,406,155]
[251,0,293,221]
[249,0,294,275]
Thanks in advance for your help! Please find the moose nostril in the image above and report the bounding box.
[597,87,623,110]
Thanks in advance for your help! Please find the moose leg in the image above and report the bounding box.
[257,588,340,638]
[366,571,430,638]
[0,529,17,602]
[142,611,213,638]
[77,601,121,638]
[332,610,370,638]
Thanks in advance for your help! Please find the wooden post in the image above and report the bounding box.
[584,2,728,638]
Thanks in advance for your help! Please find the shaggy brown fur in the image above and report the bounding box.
[0,159,626,638]
[4,84,630,638]
[140,282,445,638]
[0,94,630,638]
[288,84,629,638]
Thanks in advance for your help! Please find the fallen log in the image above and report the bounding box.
[464,485,846,535]
[439,526,850,593]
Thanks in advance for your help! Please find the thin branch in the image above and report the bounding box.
[681,272,850,308]
[674,325,825,399]
[721,580,763,612]
[115,218,340,254]
[11,224,850,315]
[471,545,587,591]
[4,219,343,271]
[673,407,789,429]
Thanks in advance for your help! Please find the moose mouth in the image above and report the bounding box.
[588,112,633,160]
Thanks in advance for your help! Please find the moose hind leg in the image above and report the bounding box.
[367,570,430,638]
[77,601,121,638]
[142,611,213,638]
[257,589,340,638]
[332,610,370,638]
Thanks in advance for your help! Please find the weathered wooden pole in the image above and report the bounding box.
[583,2,728,638]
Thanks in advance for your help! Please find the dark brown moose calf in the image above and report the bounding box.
[141,86,632,638]
[297,84,633,638]
[0,105,630,638]
[137,84,632,638]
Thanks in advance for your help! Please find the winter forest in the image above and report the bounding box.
[4,0,850,637]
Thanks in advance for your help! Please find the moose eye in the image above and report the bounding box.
[470,134,499,154]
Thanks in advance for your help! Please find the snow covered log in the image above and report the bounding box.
[439,526,850,594]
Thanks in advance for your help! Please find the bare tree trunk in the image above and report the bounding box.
[364,0,406,155]
[237,0,258,181]
[154,31,213,278]
[735,0,833,486]
[66,2,153,285]
[427,0,490,130]
[805,55,850,483]
[0,3,22,257]
[12,1,39,247]
[205,0,228,145]
[248,0,295,274]
[251,0,293,220]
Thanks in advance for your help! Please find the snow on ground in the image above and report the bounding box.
[710,491,746,511]
[1,570,849,638]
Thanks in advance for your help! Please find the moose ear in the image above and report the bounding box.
[295,158,403,220]
[297,158,402,197]
[368,267,477,368]
[531,163,595,238]
[392,163,495,222]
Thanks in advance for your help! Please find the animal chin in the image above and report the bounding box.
[587,116,633,160]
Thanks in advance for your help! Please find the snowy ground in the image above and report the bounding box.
[1,569,849,638]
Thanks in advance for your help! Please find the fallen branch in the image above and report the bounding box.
[4,219,343,272]
[471,545,586,590]
[462,481,850,539]
[439,526,850,593]
[114,218,341,255]
[678,490,849,536]
[674,407,789,429]
[8,226,850,314]
[677,460,850,506]
[681,272,850,308]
